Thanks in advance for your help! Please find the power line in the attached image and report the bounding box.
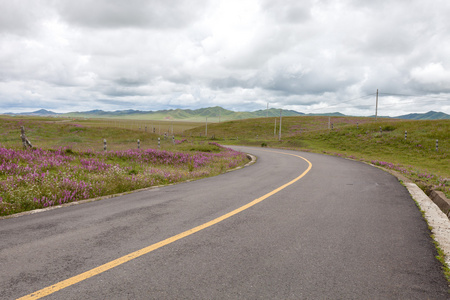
[378,92,415,97]
[334,93,376,104]
[379,92,450,100]
[292,90,449,115]
[303,93,376,112]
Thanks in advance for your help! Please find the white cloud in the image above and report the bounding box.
[0,0,449,115]
[410,63,450,92]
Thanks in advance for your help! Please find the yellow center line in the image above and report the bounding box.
[18,150,312,300]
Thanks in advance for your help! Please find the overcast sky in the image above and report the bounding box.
[1,0,449,116]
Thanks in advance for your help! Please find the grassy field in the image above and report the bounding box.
[185,116,450,198]
[0,116,203,151]
[1,114,448,213]
[0,116,248,216]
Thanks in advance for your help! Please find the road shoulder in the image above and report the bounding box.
[370,162,450,283]
[405,182,450,266]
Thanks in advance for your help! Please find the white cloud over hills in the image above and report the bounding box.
[1,0,449,116]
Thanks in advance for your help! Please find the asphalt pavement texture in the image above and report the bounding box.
[1,146,448,299]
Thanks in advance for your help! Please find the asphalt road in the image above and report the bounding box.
[1,147,448,299]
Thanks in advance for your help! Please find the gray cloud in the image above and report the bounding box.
[261,0,313,24]
[210,77,247,90]
[0,1,52,35]
[96,99,136,107]
[54,0,208,29]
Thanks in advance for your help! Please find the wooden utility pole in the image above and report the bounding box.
[274,118,276,137]
[279,109,282,141]
[375,89,379,120]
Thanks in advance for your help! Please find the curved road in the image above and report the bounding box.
[1,147,448,299]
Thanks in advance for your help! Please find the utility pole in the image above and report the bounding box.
[279,109,282,141]
[274,118,277,137]
[375,89,378,120]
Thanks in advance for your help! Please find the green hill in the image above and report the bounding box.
[63,106,305,121]
[395,111,450,120]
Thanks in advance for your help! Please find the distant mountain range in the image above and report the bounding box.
[3,107,450,121]
[391,110,450,120]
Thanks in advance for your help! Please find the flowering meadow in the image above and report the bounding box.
[0,143,248,216]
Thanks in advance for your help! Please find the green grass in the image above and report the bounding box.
[0,116,202,151]
[4,115,448,198]
[435,241,450,285]
[3,114,448,197]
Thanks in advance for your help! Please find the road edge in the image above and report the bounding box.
[368,162,450,284]
[404,182,450,265]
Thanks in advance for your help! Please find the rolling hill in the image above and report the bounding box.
[3,107,449,121]
[395,111,450,120]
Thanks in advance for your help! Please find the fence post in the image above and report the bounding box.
[158,137,160,148]
[172,136,175,145]
[405,131,407,140]
[103,139,107,151]
[436,139,439,152]
[137,139,140,149]
[20,126,33,149]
